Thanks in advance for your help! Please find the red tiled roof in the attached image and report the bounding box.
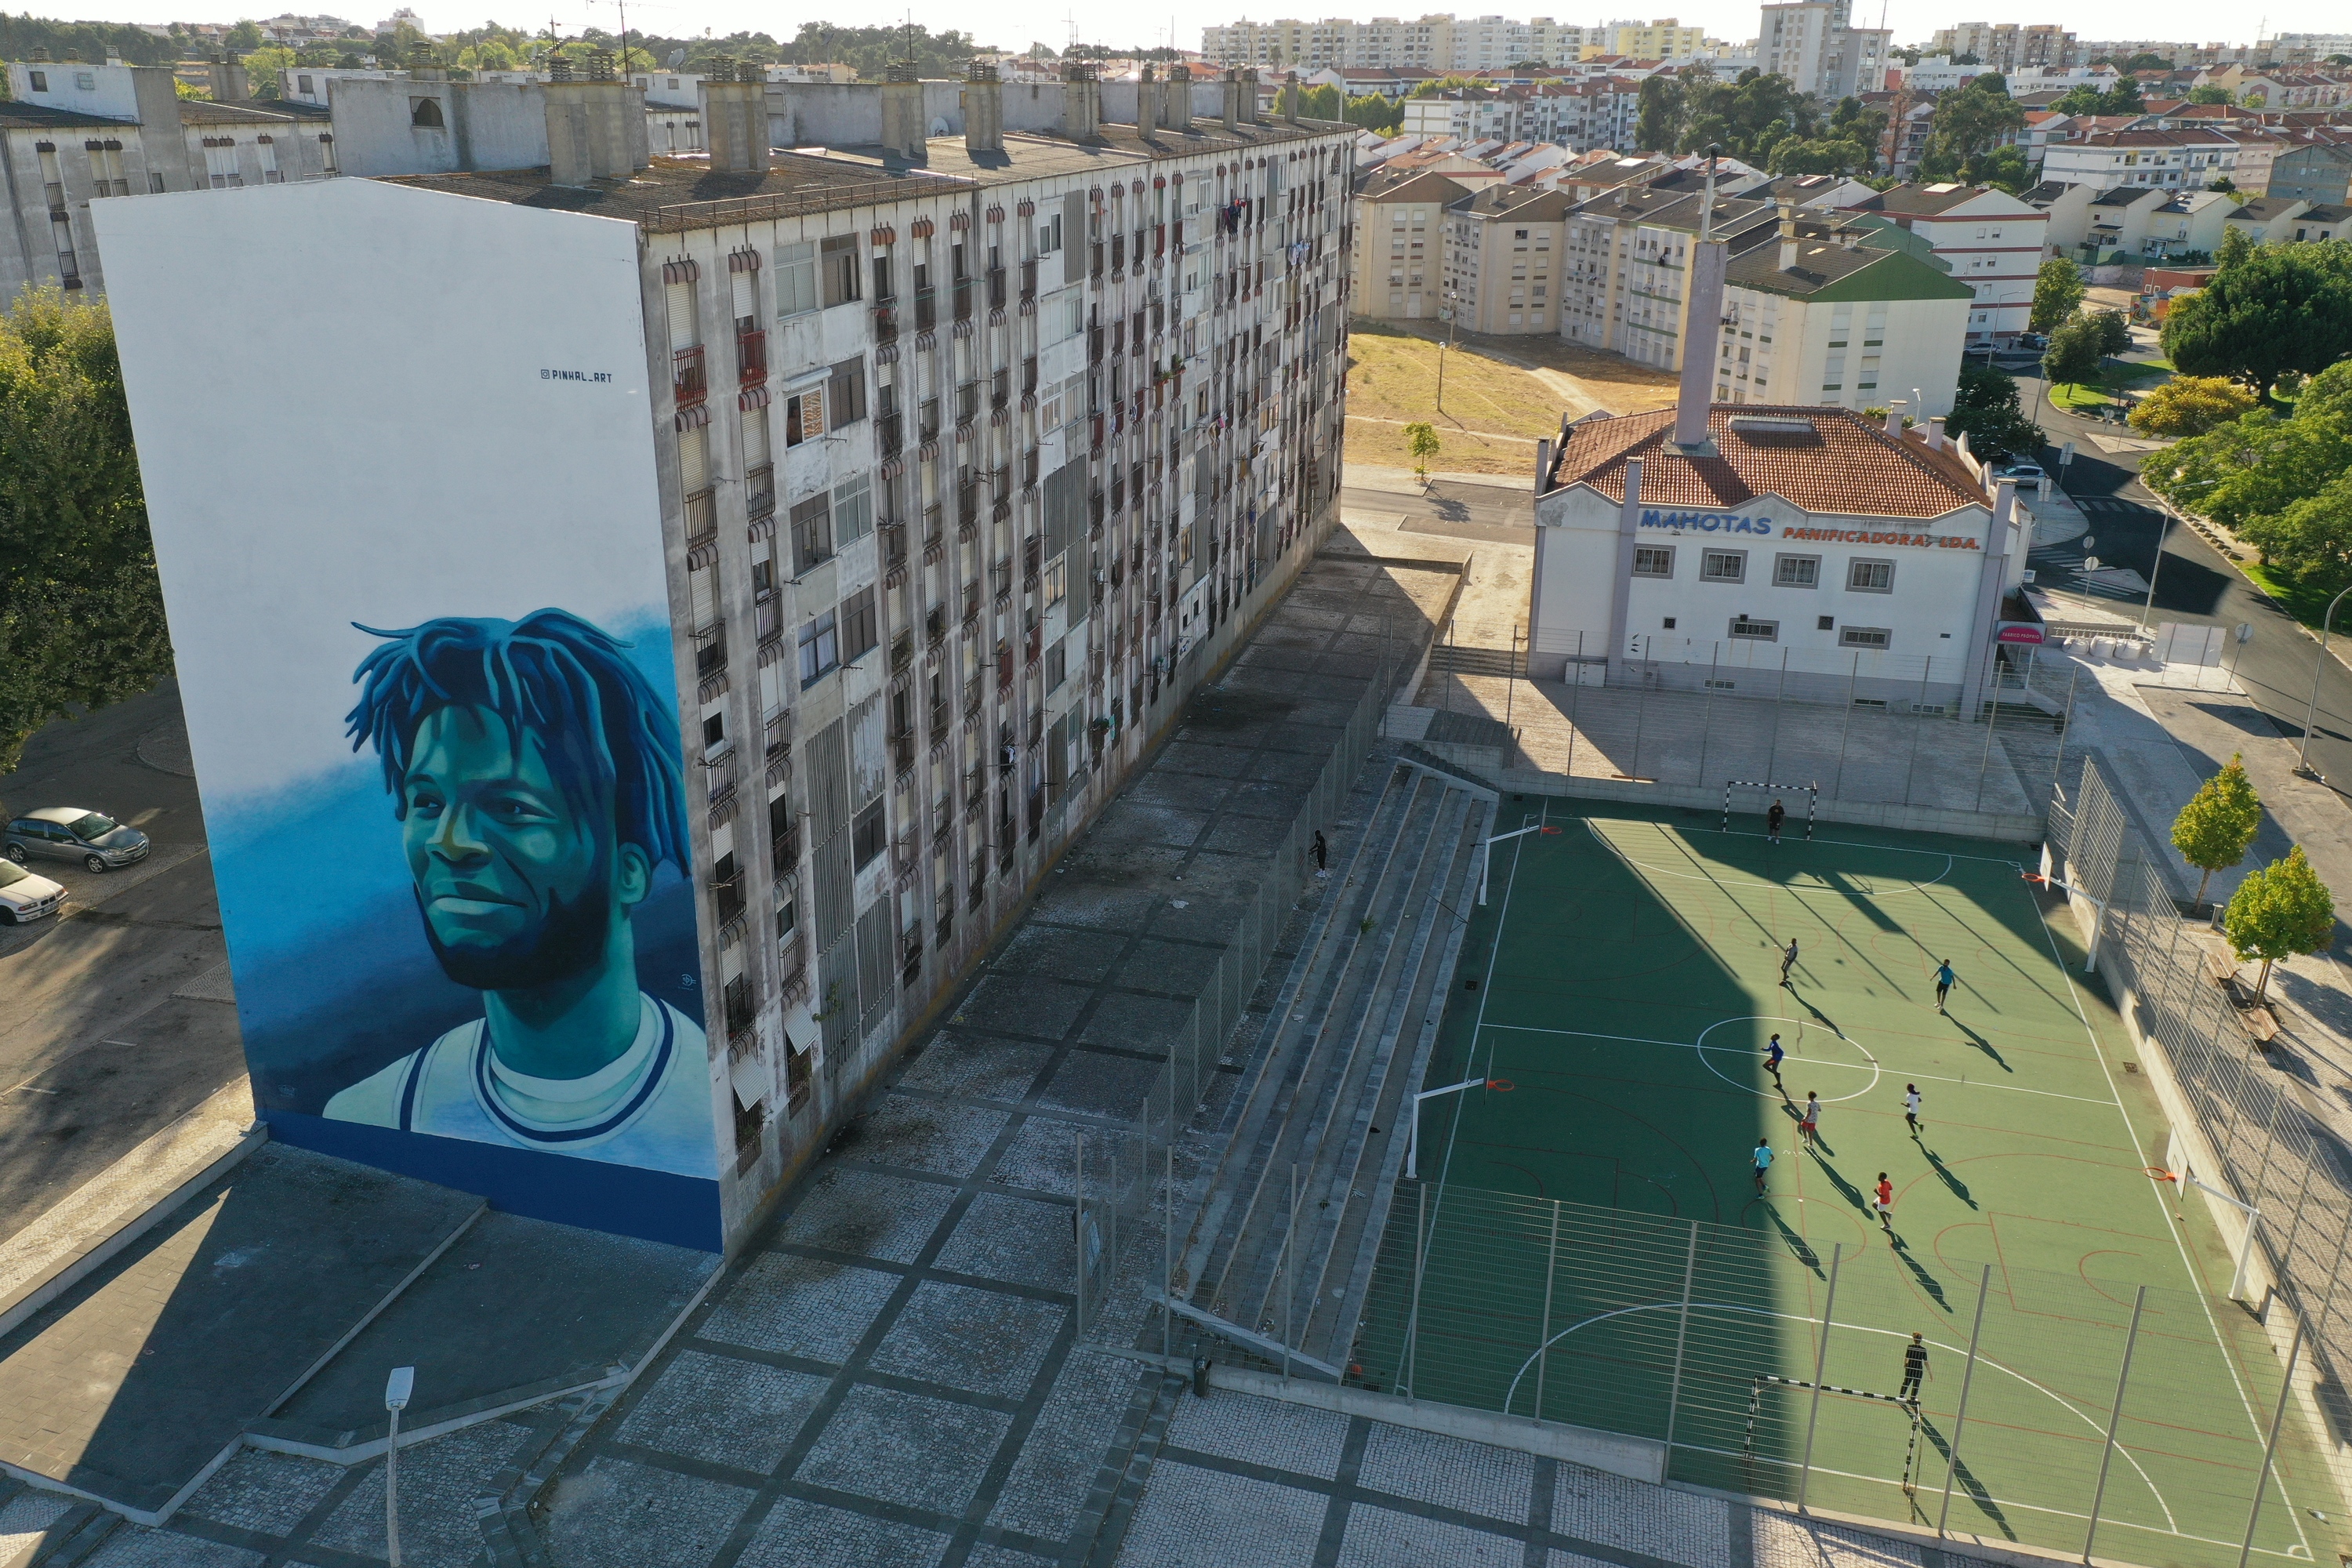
[1548,406,1991,519]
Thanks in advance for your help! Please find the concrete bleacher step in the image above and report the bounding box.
[18,1502,118,1568]
[1174,760,1492,1375]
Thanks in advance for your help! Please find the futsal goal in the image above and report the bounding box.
[1744,1374,1926,1496]
[1722,780,1819,840]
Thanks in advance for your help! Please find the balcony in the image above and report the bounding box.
[1019,258,1037,303]
[956,382,979,426]
[737,328,767,387]
[764,708,793,758]
[771,822,801,877]
[745,463,775,520]
[673,345,707,408]
[900,921,923,985]
[961,584,982,627]
[929,699,952,742]
[880,521,908,574]
[776,931,808,1005]
[714,874,746,926]
[913,288,937,332]
[890,630,914,675]
[1087,325,1105,365]
[1110,234,1125,273]
[952,276,972,323]
[694,622,727,681]
[756,595,784,646]
[989,370,1010,413]
[684,487,717,547]
[1021,355,1038,397]
[925,604,948,647]
[891,734,916,789]
[918,398,941,445]
[873,302,900,346]
[986,266,1006,310]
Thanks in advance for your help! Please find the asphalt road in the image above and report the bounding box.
[0,683,244,1249]
[2009,339,2352,791]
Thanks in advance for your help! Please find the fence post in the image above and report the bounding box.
[1405,1181,1428,1400]
[1796,1242,1844,1513]
[1973,670,1998,812]
[1631,642,1649,781]
[1902,660,1932,806]
[1534,1200,1560,1421]
[1074,1129,1088,1337]
[2238,1319,2307,1568]
[1831,652,1857,800]
[1662,1219,1700,1465]
[1765,647,1789,785]
[2082,1284,2148,1561]
[1283,1162,1298,1379]
[1698,644,1719,789]
[1163,1141,1174,1359]
[1935,1264,1992,1538]
[2051,664,2079,800]
[1566,630,1584,778]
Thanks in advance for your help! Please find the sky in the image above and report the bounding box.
[61,0,2338,56]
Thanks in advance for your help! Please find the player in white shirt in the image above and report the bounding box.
[325,609,717,1179]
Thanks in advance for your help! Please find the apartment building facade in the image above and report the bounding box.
[1835,183,2047,343]
[94,67,1357,1253]
[1,56,336,298]
[1356,166,1469,318]
[1928,23,2079,73]
[1758,0,1892,103]
[2040,128,2254,191]
[1439,181,1571,332]
[1200,15,1597,72]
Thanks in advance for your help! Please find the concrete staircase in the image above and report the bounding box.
[0,1473,122,1566]
[1173,758,1493,1376]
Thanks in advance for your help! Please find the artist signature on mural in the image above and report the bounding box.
[541,368,615,383]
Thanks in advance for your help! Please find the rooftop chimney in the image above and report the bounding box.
[702,56,771,174]
[1283,69,1301,124]
[1671,147,1725,450]
[1883,399,1907,434]
[1136,62,1158,140]
[1221,67,1243,131]
[965,60,1004,154]
[1062,62,1101,141]
[1776,199,1798,271]
[1166,64,1192,130]
[210,49,250,100]
[880,58,924,159]
[1243,67,1261,124]
[1927,416,1947,451]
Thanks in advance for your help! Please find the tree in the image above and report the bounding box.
[2190,84,2233,103]
[2161,239,2352,397]
[1345,94,1403,134]
[2224,845,2335,1004]
[2042,314,2104,390]
[2209,175,2237,193]
[2089,309,2132,357]
[1918,72,2024,183]
[2172,753,2263,907]
[2143,363,2352,579]
[2216,224,2254,272]
[1635,74,1682,151]
[240,44,296,96]
[225,18,265,50]
[1964,144,2033,194]
[0,290,175,778]
[1767,136,1872,176]
[2128,376,2258,437]
[2031,256,2085,334]
[1944,362,2042,457]
[1404,422,1440,483]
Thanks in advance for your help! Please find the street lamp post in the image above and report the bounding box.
[1436,287,1459,411]
[383,1366,415,1567]
[2296,583,2352,779]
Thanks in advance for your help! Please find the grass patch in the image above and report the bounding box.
[2236,558,2351,631]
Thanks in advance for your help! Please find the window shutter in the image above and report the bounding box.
[666,279,699,351]
[1063,191,1087,287]
[679,423,710,492]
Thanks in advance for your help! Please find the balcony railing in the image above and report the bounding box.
[756,595,783,646]
[736,328,767,387]
[952,276,972,322]
[684,487,717,546]
[771,822,801,876]
[673,345,706,406]
[694,622,727,680]
[990,370,1009,412]
[890,630,914,674]
[986,266,1006,310]
[1021,355,1038,397]
[745,463,775,519]
[961,584,982,626]
[880,521,908,572]
[764,708,792,758]
[879,411,903,456]
[1018,258,1036,303]
[714,874,746,926]
[873,302,900,345]
[914,288,937,331]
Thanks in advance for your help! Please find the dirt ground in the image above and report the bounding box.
[1343,319,1677,477]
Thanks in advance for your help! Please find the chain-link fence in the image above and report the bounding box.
[1342,1183,2331,1568]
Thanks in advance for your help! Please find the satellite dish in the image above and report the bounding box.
[666,47,685,68]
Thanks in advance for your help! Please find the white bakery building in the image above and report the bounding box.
[1530,215,2031,716]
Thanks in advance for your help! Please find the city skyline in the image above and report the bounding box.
[9,2,2334,63]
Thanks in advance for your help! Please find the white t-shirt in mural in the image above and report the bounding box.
[325,992,717,1178]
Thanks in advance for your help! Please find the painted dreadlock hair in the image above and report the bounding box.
[345,609,690,875]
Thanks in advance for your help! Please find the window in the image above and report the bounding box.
[1840,626,1892,650]
[1817,615,1835,631]
[784,383,825,446]
[1773,554,1819,588]
[1038,212,1062,253]
[1729,615,1778,641]
[410,96,444,127]
[797,608,838,685]
[826,357,867,425]
[789,492,832,574]
[1044,557,1066,608]
[851,800,887,868]
[820,234,861,307]
[1846,558,1894,592]
[1700,550,1745,583]
[832,473,873,543]
[1632,545,1675,579]
[1044,639,1066,691]
[27,71,45,89]
[840,586,879,662]
[775,240,818,316]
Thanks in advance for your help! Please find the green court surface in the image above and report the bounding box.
[1355,801,2345,1568]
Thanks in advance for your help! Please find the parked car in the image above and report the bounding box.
[0,858,65,923]
[2005,463,2046,491]
[2016,332,2048,350]
[3,808,151,873]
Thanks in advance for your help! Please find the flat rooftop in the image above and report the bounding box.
[387,122,1343,232]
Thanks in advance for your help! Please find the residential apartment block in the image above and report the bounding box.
[0,53,336,298]
[1440,181,1572,332]
[1758,0,1892,103]
[1200,15,1599,72]
[1355,166,1468,318]
[93,64,1357,1252]
[1928,23,2079,73]
[1834,183,2048,342]
[2040,128,2259,192]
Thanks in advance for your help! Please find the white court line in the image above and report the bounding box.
[1503,1300,2180,1537]
[1599,819,1969,895]
[1477,1022,2126,1108]
[1718,826,2030,869]
[2027,867,2310,1557]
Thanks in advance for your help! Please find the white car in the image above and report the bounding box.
[2005,463,2046,491]
[0,857,65,924]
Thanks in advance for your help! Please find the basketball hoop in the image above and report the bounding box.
[1488,1078,1515,1092]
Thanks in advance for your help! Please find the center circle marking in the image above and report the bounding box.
[1695,1014,1881,1103]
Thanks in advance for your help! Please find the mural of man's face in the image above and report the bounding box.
[397,705,647,991]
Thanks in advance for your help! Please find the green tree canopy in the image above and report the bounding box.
[2216,225,2255,271]
[2160,238,2352,394]
[2189,84,2233,103]
[1917,74,2025,184]
[224,17,265,50]
[2143,361,2352,580]
[2042,314,2105,388]
[2128,375,2258,437]
[2224,844,2335,1003]
[1404,422,1440,482]
[2172,753,2263,906]
[2030,256,2085,334]
[0,289,174,778]
[1944,363,2042,457]
[1635,74,1682,151]
[2089,310,2132,356]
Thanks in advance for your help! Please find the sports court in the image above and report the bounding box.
[1352,797,2338,1568]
